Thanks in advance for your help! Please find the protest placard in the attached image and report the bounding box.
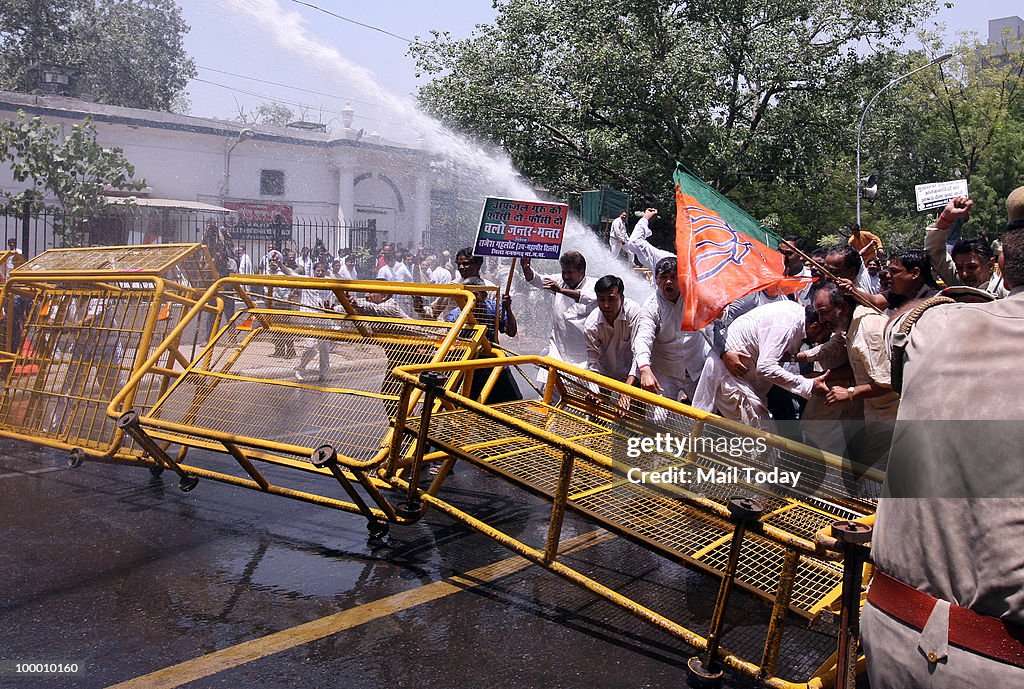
[474,197,568,260]
[915,179,969,212]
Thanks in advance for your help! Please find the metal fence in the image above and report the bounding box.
[0,203,379,274]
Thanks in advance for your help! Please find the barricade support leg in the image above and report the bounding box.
[117,411,198,492]
[688,496,765,687]
[832,520,873,689]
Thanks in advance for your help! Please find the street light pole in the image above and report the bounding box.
[856,53,953,227]
[221,128,256,199]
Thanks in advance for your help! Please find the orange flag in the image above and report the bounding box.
[675,185,811,330]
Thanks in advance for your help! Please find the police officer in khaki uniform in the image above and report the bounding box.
[862,186,1024,686]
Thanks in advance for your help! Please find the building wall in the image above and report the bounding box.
[988,16,1024,45]
[0,92,435,251]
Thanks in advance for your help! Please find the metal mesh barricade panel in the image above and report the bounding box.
[402,383,858,618]
[391,355,877,689]
[0,244,217,458]
[573,482,729,556]
[143,309,484,463]
[698,535,843,613]
[13,244,217,291]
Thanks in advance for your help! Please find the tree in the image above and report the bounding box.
[852,30,1024,242]
[411,0,938,240]
[923,30,1024,233]
[0,0,196,112]
[233,100,296,127]
[0,110,147,244]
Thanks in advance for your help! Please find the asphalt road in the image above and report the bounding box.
[0,437,839,689]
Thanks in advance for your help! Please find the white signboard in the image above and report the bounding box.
[915,179,969,212]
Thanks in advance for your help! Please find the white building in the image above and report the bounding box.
[988,15,1024,46]
[0,90,435,251]
[986,16,1024,64]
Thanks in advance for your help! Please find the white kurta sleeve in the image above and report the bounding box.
[632,307,658,369]
[755,321,814,398]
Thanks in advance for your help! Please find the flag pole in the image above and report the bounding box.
[499,257,518,337]
[785,243,883,314]
[505,257,517,296]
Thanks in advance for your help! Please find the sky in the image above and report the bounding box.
[177,0,498,143]
[176,0,1023,145]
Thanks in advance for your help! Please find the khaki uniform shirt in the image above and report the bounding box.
[875,286,1024,624]
[846,306,899,423]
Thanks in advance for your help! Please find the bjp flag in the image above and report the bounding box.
[675,185,810,330]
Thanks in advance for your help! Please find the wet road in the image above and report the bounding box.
[0,438,811,689]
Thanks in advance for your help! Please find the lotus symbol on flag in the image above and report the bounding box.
[691,212,764,281]
[675,186,811,330]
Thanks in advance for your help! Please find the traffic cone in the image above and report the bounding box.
[236,313,254,331]
[156,302,171,321]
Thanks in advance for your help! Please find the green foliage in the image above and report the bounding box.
[0,0,196,112]
[234,101,296,127]
[349,244,376,276]
[858,29,1024,242]
[0,110,146,243]
[411,0,938,243]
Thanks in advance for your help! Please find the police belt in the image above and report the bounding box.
[868,569,1024,668]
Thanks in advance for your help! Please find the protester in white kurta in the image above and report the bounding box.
[424,249,495,320]
[235,246,253,274]
[338,257,359,281]
[426,257,453,284]
[277,262,339,381]
[393,257,414,283]
[692,299,822,432]
[608,211,629,259]
[521,252,597,368]
[392,254,416,313]
[584,278,643,382]
[824,243,880,297]
[632,257,710,403]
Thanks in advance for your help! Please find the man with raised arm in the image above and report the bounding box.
[520,251,597,369]
[923,196,1008,298]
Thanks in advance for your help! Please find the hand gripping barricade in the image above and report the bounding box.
[0,244,219,463]
[389,356,879,689]
[104,275,499,537]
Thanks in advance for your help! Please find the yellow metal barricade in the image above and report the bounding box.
[0,244,218,461]
[5,253,877,685]
[104,276,496,536]
[417,282,504,342]
[390,356,879,689]
[0,249,25,282]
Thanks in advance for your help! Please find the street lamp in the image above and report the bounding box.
[856,53,953,227]
[221,128,256,199]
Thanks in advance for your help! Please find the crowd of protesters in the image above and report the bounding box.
[197,189,1020,471]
